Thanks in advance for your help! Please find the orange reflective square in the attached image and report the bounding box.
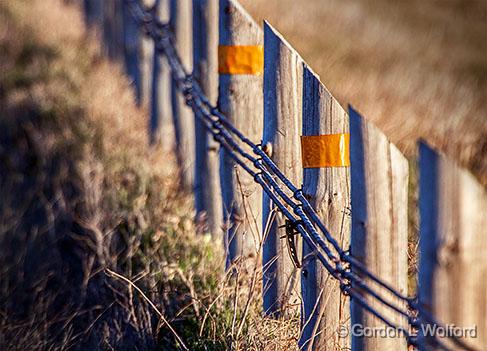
[218,45,264,75]
[301,133,350,168]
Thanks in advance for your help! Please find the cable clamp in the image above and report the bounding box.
[279,219,303,268]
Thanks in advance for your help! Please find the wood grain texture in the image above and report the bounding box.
[262,22,303,318]
[218,0,263,269]
[349,106,408,351]
[170,0,195,190]
[418,142,486,350]
[193,0,223,238]
[150,0,174,149]
[299,65,351,351]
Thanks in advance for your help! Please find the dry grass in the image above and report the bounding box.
[241,0,487,186]
[0,0,299,349]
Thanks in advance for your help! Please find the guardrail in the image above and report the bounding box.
[83,0,486,350]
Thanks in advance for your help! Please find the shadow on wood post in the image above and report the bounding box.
[418,142,486,350]
[349,106,408,351]
[170,0,195,191]
[193,0,223,238]
[149,0,174,149]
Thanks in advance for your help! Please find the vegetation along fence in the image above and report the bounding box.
[83,0,486,350]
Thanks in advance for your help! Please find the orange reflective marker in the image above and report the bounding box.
[218,45,264,75]
[301,133,350,168]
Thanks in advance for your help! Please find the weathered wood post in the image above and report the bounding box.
[193,0,223,237]
[262,22,303,317]
[349,106,409,351]
[102,0,114,57]
[140,0,154,106]
[122,0,142,104]
[299,66,351,350]
[103,0,124,60]
[418,142,486,350]
[170,0,195,190]
[83,0,103,28]
[218,0,263,269]
[150,0,173,148]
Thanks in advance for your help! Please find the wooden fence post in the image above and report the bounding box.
[170,0,195,190]
[122,0,142,104]
[418,142,486,350]
[140,0,154,106]
[192,0,223,237]
[150,0,173,148]
[349,106,408,351]
[218,0,263,269]
[83,0,103,28]
[103,0,124,61]
[262,22,303,317]
[299,66,351,350]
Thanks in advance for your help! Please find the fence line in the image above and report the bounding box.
[86,1,485,349]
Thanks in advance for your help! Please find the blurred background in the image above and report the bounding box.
[240,0,487,186]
